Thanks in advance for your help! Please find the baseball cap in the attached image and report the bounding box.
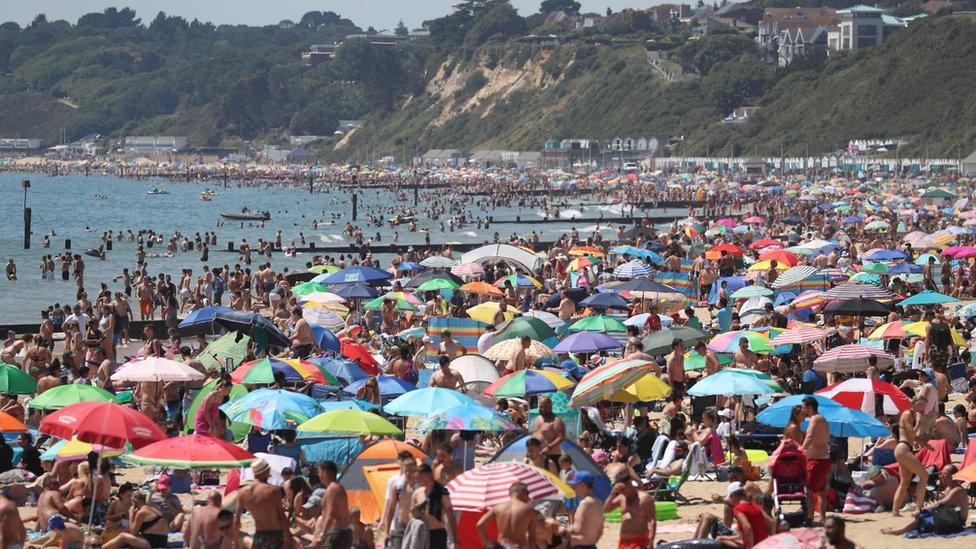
[156,474,171,491]
[726,481,745,498]
[921,368,935,380]
[303,488,326,509]
[568,470,595,487]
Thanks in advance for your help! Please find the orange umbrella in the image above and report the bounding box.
[0,412,27,433]
[711,244,745,256]
[460,281,504,297]
[758,249,799,267]
[569,246,605,257]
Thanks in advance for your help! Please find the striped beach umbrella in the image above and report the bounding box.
[817,378,910,415]
[230,358,337,385]
[446,462,574,511]
[769,325,830,345]
[708,330,774,353]
[791,290,827,310]
[569,358,658,407]
[421,256,457,268]
[484,369,573,398]
[451,263,485,277]
[866,321,907,340]
[813,344,895,372]
[613,259,653,279]
[122,434,255,469]
[302,305,345,331]
[823,282,894,300]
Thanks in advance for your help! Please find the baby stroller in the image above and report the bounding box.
[770,441,808,527]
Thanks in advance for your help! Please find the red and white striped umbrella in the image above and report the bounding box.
[813,344,895,373]
[451,263,485,277]
[446,462,568,511]
[769,325,830,345]
[817,378,910,416]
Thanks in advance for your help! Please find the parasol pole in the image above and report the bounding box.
[87,451,104,532]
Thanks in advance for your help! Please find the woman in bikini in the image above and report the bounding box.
[892,394,931,516]
[783,405,806,446]
[102,491,169,549]
[61,462,93,517]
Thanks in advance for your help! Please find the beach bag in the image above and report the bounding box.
[933,504,965,534]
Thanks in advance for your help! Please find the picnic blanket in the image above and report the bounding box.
[905,526,976,539]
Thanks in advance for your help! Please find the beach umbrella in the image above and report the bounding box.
[318,400,380,412]
[791,290,827,310]
[848,272,881,285]
[858,262,889,274]
[220,388,323,430]
[711,243,745,256]
[0,363,38,394]
[568,256,600,271]
[641,326,709,355]
[817,378,910,415]
[0,412,27,433]
[914,253,941,265]
[230,357,337,385]
[421,256,457,268]
[364,294,418,312]
[823,282,894,300]
[397,261,425,272]
[687,369,775,397]
[343,375,415,398]
[111,357,206,382]
[447,462,574,511]
[866,321,907,340]
[568,315,627,333]
[864,249,907,262]
[757,249,798,266]
[416,278,460,293]
[756,394,889,438]
[177,307,290,346]
[742,215,765,224]
[813,344,895,372]
[308,265,339,275]
[770,266,820,289]
[682,350,732,371]
[579,292,631,310]
[568,245,604,257]
[898,290,958,307]
[309,357,368,384]
[383,387,478,416]
[611,374,672,402]
[483,369,573,398]
[451,262,485,277]
[494,274,542,289]
[417,402,521,433]
[40,436,126,462]
[291,282,331,297]
[769,325,830,345]
[303,305,345,331]
[316,265,392,285]
[405,270,464,289]
[483,338,555,362]
[27,384,114,410]
[552,331,622,353]
[708,330,774,353]
[122,434,255,469]
[747,260,789,273]
[624,313,673,328]
[613,278,682,299]
[310,325,342,354]
[523,309,566,330]
[750,238,782,250]
[823,297,889,316]
[569,358,658,407]
[40,402,165,450]
[753,528,827,549]
[332,284,379,299]
[197,331,250,370]
[298,291,346,305]
[864,220,891,231]
[613,260,653,279]
[298,409,402,435]
[730,286,774,299]
[901,321,967,346]
[449,354,500,385]
[340,339,380,373]
[494,317,558,343]
[459,281,503,297]
[183,379,250,441]
[467,301,515,324]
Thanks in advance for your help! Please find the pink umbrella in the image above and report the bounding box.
[446,462,567,511]
[754,528,822,548]
[715,218,737,227]
[451,263,485,277]
[742,215,765,224]
[817,378,910,415]
[813,344,895,372]
[769,325,830,345]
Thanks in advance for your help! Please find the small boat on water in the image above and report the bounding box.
[388,214,416,226]
[147,188,170,195]
[221,211,270,221]
[202,189,217,197]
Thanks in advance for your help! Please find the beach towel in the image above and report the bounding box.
[842,487,877,514]
[426,317,486,355]
[905,526,976,539]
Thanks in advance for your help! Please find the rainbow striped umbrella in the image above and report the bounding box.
[230,358,338,385]
[791,290,827,310]
[220,388,323,430]
[769,325,830,345]
[866,321,907,340]
[569,358,657,407]
[707,330,774,353]
[484,369,574,398]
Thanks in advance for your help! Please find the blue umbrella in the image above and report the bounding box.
[782,216,802,225]
[220,388,323,430]
[332,285,379,299]
[579,292,631,311]
[343,375,416,398]
[687,369,775,397]
[864,249,908,262]
[613,260,653,279]
[314,265,392,285]
[397,262,425,272]
[887,263,922,274]
[757,394,890,438]
[898,290,958,307]
[177,307,289,347]
[310,326,341,353]
[310,358,368,384]
[383,387,478,416]
[841,215,864,225]
[610,246,665,265]
[552,331,622,353]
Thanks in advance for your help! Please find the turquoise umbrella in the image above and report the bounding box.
[898,290,958,307]
[383,387,478,416]
[687,369,775,397]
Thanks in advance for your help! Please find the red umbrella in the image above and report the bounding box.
[749,238,783,250]
[123,434,255,469]
[711,243,745,256]
[340,338,380,375]
[39,402,165,450]
[817,378,910,415]
[758,249,798,266]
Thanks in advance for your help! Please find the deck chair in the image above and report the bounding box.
[582,406,621,447]
[646,443,700,505]
[646,434,670,470]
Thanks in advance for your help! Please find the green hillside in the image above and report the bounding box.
[0,4,975,158]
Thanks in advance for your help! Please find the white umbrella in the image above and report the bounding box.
[523,309,566,330]
[460,244,543,272]
[111,357,205,382]
[298,291,346,304]
[450,354,501,385]
[421,256,456,268]
[303,307,345,331]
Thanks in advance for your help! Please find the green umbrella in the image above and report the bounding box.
[0,363,37,395]
[197,332,251,371]
[494,316,558,343]
[183,379,250,442]
[298,409,402,435]
[364,296,418,312]
[641,327,710,356]
[682,351,732,371]
[416,278,460,292]
[27,384,113,410]
[726,367,783,392]
[860,262,889,274]
[729,286,773,299]
[569,315,627,333]
[291,281,330,297]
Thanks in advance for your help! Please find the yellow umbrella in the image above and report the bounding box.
[301,301,350,316]
[903,321,967,346]
[532,464,577,498]
[747,260,789,272]
[611,374,672,402]
[467,302,515,325]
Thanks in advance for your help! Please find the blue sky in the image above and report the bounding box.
[6,1,670,31]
